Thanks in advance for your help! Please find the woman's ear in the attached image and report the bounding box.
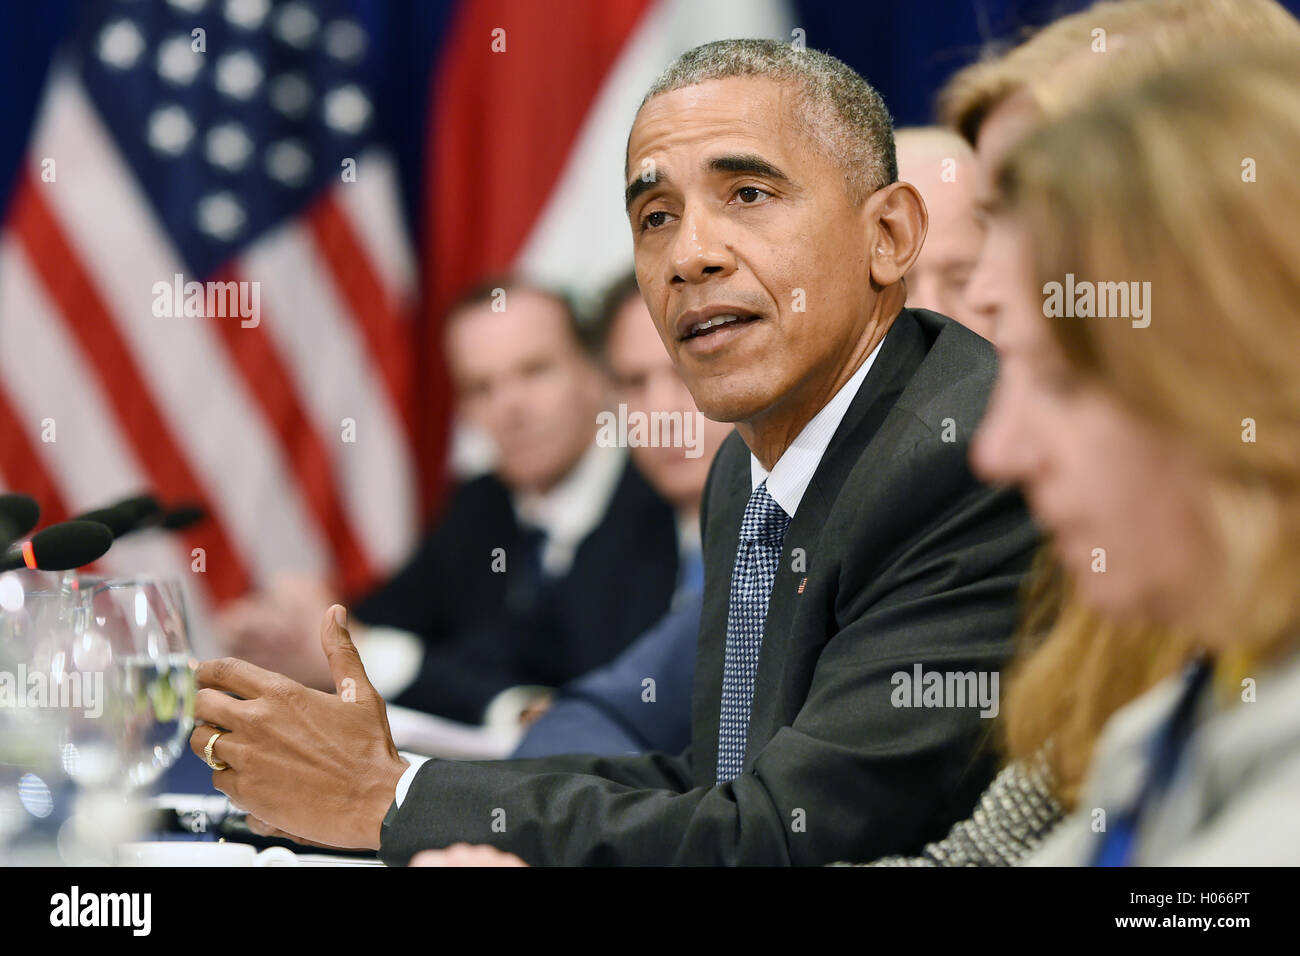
[865,181,928,287]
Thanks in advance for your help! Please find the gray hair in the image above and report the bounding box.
[633,38,897,203]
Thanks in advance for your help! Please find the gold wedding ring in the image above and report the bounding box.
[204,731,230,771]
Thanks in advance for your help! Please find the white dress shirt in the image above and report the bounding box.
[751,336,885,517]
[513,439,628,578]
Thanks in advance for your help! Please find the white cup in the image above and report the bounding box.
[116,841,299,867]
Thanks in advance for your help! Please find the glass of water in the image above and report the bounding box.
[0,571,85,858]
[86,578,197,789]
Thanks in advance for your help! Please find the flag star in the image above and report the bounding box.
[269,73,313,118]
[196,192,246,241]
[324,20,366,62]
[206,122,254,172]
[147,105,196,156]
[323,85,371,135]
[214,51,264,100]
[265,139,312,187]
[98,19,145,70]
[157,34,204,85]
[224,0,269,30]
[275,2,320,49]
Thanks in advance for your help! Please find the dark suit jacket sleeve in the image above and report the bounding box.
[378,456,1032,866]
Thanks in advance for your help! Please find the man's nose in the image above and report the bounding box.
[670,206,735,284]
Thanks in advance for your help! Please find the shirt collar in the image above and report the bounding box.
[514,440,627,576]
[750,335,886,517]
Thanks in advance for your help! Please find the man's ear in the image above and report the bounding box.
[864,181,928,288]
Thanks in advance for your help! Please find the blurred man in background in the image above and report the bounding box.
[217,278,681,725]
[894,127,988,338]
[513,272,732,756]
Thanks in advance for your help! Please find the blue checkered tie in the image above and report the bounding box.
[716,480,791,783]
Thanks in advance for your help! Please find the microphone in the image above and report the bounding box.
[74,494,162,539]
[158,504,205,531]
[0,520,114,572]
[0,493,41,549]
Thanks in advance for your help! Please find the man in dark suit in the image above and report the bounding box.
[216,278,680,724]
[190,39,1037,865]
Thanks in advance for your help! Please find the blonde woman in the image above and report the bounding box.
[975,44,1300,864]
[843,0,1298,868]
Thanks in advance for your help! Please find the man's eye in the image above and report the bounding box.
[641,210,670,231]
[735,186,769,204]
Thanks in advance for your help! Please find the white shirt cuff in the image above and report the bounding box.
[394,753,431,809]
[354,625,424,701]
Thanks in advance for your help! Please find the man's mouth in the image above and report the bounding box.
[681,313,762,339]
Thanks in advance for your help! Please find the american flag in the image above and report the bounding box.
[0,0,793,642]
[0,0,426,635]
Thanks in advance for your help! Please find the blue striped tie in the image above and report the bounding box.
[716,480,790,783]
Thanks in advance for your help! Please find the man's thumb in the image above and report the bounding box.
[320,604,368,700]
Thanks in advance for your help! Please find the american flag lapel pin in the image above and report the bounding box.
[797,576,807,594]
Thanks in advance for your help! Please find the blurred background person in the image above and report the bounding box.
[218,278,682,726]
[976,42,1300,865]
[513,271,732,757]
[894,127,988,337]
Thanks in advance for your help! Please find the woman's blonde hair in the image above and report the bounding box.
[940,0,1300,143]
[1001,554,1193,809]
[1000,45,1300,663]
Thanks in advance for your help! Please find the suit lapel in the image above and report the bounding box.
[744,311,930,760]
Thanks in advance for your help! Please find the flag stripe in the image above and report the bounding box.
[304,191,414,444]
[9,174,249,602]
[236,226,417,575]
[0,235,142,526]
[0,383,70,528]
[206,263,376,597]
[331,153,417,306]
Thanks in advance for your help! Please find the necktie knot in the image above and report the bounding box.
[740,481,790,544]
